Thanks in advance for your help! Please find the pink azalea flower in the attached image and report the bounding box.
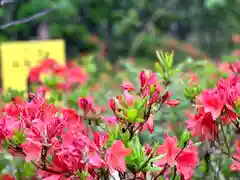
[78,97,93,116]
[21,138,42,162]
[156,134,180,167]
[186,111,218,140]
[142,114,154,134]
[196,89,225,120]
[176,144,199,180]
[106,140,132,173]
[120,81,136,91]
[123,91,135,106]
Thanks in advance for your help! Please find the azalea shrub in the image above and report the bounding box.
[122,56,230,142]
[1,50,240,180]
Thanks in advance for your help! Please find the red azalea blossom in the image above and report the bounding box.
[78,97,93,116]
[142,114,154,134]
[0,116,21,141]
[1,103,19,118]
[67,67,88,85]
[1,174,15,180]
[139,71,147,87]
[108,98,116,112]
[187,72,200,86]
[165,99,181,107]
[176,143,199,180]
[186,111,218,140]
[106,140,132,173]
[232,34,240,43]
[21,139,42,162]
[144,144,154,156]
[156,134,180,167]
[229,61,240,73]
[120,81,136,91]
[148,90,160,106]
[104,116,118,125]
[138,71,161,96]
[123,91,135,106]
[230,139,240,171]
[62,108,81,127]
[221,108,237,125]
[161,91,181,107]
[230,153,240,172]
[196,89,225,120]
[29,59,88,91]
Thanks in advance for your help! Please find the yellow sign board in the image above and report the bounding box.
[0,40,66,92]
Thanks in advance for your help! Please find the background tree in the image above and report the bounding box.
[0,0,239,61]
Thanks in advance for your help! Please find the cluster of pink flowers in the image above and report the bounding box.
[0,65,200,179]
[0,88,130,179]
[29,59,88,91]
[186,60,240,170]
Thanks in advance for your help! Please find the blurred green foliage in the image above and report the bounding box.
[0,150,35,179]
[0,0,239,61]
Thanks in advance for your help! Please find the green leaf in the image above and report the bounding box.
[137,97,148,113]
[43,75,62,89]
[126,136,146,170]
[107,125,123,146]
[142,166,162,172]
[12,131,25,145]
[150,84,155,95]
[235,98,240,115]
[2,93,12,103]
[135,118,144,123]
[149,154,165,163]
[154,62,164,76]
[22,162,35,177]
[167,51,174,69]
[86,63,96,73]
[169,68,180,76]
[156,51,166,67]
[0,152,13,172]
[179,130,190,148]
[127,108,138,122]
[77,171,89,180]
[120,130,130,143]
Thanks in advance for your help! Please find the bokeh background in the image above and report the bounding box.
[0,0,239,61]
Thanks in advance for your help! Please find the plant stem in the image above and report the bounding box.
[153,143,187,180]
[220,121,231,155]
[171,166,177,180]
[138,145,158,172]
[215,143,240,163]
[9,144,72,177]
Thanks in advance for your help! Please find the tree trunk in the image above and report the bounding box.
[37,21,50,40]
